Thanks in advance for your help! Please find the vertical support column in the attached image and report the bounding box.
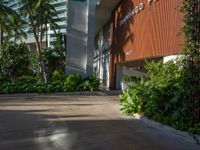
[66,0,97,76]
[86,0,97,76]
[108,19,115,89]
[66,0,89,75]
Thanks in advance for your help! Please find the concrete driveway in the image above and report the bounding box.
[0,95,199,150]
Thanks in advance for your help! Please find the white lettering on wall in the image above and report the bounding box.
[119,3,145,26]
[148,0,158,5]
[119,0,159,27]
[125,50,133,56]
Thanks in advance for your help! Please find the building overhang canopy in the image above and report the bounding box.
[95,0,120,35]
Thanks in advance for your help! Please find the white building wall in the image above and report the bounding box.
[66,0,98,76]
[163,55,182,63]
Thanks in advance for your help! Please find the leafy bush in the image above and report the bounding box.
[0,73,101,94]
[63,74,83,92]
[14,76,38,93]
[41,47,65,79]
[80,75,101,91]
[0,82,15,94]
[119,60,200,135]
[144,61,182,122]
[0,42,32,80]
[50,71,65,92]
[120,78,148,115]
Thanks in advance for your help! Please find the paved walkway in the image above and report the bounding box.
[0,95,199,150]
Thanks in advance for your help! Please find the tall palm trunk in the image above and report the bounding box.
[46,24,48,48]
[25,0,47,82]
[35,32,47,83]
[40,26,43,49]
[0,27,3,45]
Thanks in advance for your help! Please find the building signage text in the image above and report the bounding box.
[119,3,144,26]
[125,50,133,56]
[119,0,159,26]
[148,0,158,5]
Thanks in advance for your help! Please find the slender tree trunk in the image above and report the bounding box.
[46,24,48,48]
[33,26,47,83]
[14,32,17,43]
[39,27,48,82]
[40,27,43,49]
[35,35,47,83]
[0,27,3,45]
[25,0,47,82]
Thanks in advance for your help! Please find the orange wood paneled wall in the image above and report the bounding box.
[109,0,184,88]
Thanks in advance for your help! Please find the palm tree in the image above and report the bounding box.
[20,0,60,82]
[35,0,60,48]
[0,0,24,44]
[9,14,27,42]
[0,0,12,44]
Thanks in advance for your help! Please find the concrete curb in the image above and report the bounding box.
[0,90,122,97]
[132,114,200,144]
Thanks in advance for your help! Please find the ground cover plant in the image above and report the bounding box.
[0,72,101,94]
[120,60,200,137]
[0,42,101,94]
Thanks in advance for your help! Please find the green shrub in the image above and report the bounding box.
[14,76,38,93]
[0,82,15,94]
[119,60,200,135]
[63,74,83,92]
[0,42,100,94]
[41,47,65,78]
[80,75,101,91]
[0,73,101,94]
[0,42,32,80]
[120,88,142,115]
[50,71,65,92]
[120,78,149,115]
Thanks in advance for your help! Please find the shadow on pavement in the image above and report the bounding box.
[0,109,200,150]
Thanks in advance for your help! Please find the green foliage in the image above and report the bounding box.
[0,71,101,94]
[119,61,200,135]
[144,61,182,121]
[63,74,83,92]
[50,70,65,92]
[80,76,101,91]
[41,47,66,78]
[0,0,25,42]
[120,88,142,115]
[181,0,200,138]
[0,42,32,80]
[0,0,101,94]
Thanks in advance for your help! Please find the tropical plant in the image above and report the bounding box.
[19,0,60,82]
[119,60,200,136]
[0,73,101,94]
[0,42,32,80]
[41,34,66,78]
[80,75,101,91]
[0,0,24,44]
[63,74,83,92]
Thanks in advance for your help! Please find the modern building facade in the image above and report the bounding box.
[66,0,99,76]
[94,0,183,89]
[6,0,185,88]
[7,0,68,50]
